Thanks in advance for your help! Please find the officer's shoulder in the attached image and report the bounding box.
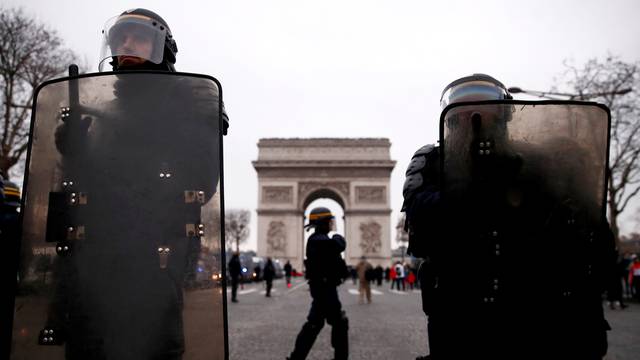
[331,234,345,241]
[405,144,438,176]
[412,144,438,158]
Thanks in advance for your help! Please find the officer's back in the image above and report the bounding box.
[305,231,346,283]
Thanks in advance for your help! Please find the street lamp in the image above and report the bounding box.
[507,86,632,100]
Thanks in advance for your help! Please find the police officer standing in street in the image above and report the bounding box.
[288,207,349,360]
[403,74,614,359]
[228,252,241,303]
[31,8,229,360]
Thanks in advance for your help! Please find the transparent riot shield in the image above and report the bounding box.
[436,101,611,357]
[441,101,609,225]
[11,72,227,360]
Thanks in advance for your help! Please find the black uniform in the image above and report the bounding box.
[404,143,614,359]
[46,75,220,360]
[263,259,275,297]
[284,261,293,286]
[1,179,21,354]
[289,232,348,360]
[228,254,241,302]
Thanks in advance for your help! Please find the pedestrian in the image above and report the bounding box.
[229,252,241,303]
[263,257,276,297]
[407,269,416,290]
[284,260,293,288]
[375,265,384,286]
[389,265,397,290]
[356,256,373,304]
[606,245,628,310]
[621,253,633,299]
[287,207,348,360]
[394,262,406,291]
[630,255,640,302]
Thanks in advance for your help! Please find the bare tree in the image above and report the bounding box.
[554,56,640,244]
[1,7,78,179]
[396,213,409,260]
[225,209,250,252]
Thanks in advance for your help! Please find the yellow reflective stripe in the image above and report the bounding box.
[4,189,20,196]
[309,212,332,220]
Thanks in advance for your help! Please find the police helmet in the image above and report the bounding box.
[3,181,21,208]
[440,73,515,139]
[99,8,178,72]
[440,73,512,109]
[305,207,334,228]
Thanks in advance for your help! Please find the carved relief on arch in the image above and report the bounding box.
[262,186,293,204]
[359,221,382,254]
[267,221,287,255]
[356,186,386,203]
[298,181,349,207]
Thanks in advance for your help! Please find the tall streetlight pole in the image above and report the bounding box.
[507,86,632,100]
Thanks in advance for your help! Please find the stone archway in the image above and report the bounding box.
[253,138,396,271]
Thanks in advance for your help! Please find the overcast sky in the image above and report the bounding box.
[6,0,640,250]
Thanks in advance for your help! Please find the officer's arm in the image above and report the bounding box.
[221,101,229,135]
[402,144,440,218]
[331,234,346,253]
[402,145,442,257]
[188,78,229,135]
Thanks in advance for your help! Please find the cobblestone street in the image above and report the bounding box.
[228,278,640,360]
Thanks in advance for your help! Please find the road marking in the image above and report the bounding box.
[388,289,408,295]
[226,288,258,295]
[287,280,309,294]
[347,288,385,296]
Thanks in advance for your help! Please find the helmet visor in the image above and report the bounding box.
[99,14,167,71]
[441,81,508,109]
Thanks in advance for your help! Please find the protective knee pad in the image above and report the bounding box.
[302,319,324,335]
[329,311,349,331]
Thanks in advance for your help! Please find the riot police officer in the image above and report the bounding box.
[403,74,613,359]
[1,177,20,353]
[288,207,349,360]
[39,8,228,360]
[99,8,177,72]
[1,179,21,245]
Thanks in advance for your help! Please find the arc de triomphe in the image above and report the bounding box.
[252,138,396,270]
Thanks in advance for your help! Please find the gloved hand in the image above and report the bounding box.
[54,116,92,155]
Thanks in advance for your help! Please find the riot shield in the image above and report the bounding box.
[436,100,611,356]
[441,101,609,231]
[11,72,227,360]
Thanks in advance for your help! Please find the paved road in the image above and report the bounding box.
[10,278,638,359]
[228,278,640,360]
[228,278,428,360]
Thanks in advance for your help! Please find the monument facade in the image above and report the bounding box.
[252,138,396,270]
